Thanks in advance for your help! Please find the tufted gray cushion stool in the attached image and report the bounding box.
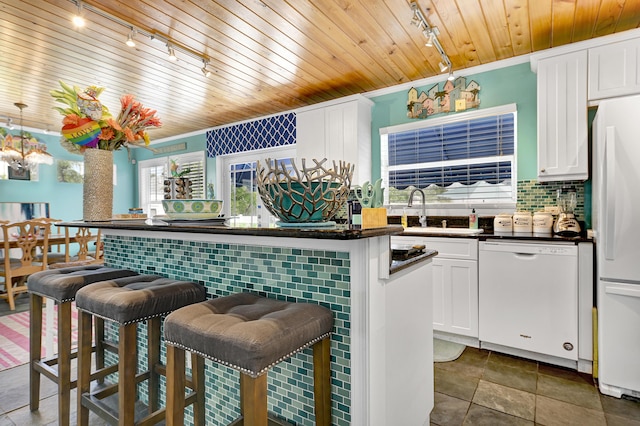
[26,265,139,426]
[75,275,207,426]
[164,292,334,426]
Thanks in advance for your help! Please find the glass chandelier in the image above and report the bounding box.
[0,102,53,171]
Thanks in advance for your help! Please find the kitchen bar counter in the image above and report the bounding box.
[68,219,405,240]
[61,221,434,426]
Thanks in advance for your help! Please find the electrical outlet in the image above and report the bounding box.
[544,206,560,214]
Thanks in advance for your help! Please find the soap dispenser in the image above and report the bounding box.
[469,209,478,229]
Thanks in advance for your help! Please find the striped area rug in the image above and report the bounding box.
[0,305,78,372]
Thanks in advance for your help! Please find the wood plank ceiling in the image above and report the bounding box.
[1,0,639,142]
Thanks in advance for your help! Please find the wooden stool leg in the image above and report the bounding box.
[147,317,161,412]
[57,302,72,426]
[94,317,105,384]
[313,338,332,426]
[119,323,137,426]
[192,352,205,426]
[77,311,93,426]
[29,293,43,411]
[166,345,186,426]
[240,373,268,426]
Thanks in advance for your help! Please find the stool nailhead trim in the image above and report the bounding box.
[165,331,331,378]
[77,308,178,326]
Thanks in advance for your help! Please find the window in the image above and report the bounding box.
[138,151,205,217]
[380,104,517,207]
[219,146,296,227]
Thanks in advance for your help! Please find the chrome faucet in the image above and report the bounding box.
[407,188,427,227]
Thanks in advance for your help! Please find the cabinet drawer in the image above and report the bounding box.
[392,236,478,260]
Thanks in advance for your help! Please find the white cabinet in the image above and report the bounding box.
[296,95,373,184]
[536,50,589,182]
[392,236,478,338]
[589,38,640,101]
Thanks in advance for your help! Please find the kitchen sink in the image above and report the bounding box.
[402,227,484,235]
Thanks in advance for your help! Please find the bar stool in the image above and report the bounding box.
[27,265,140,426]
[75,275,207,426]
[164,292,334,426]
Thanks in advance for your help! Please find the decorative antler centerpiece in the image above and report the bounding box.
[256,158,353,225]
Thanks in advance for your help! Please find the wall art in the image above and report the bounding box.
[407,77,481,119]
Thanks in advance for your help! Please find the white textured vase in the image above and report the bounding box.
[83,149,113,221]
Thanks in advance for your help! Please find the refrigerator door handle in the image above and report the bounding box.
[605,285,640,298]
[605,126,616,260]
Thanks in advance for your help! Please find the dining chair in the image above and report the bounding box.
[0,220,51,310]
[33,218,66,265]
[48,227,103,269]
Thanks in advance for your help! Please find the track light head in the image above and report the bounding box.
[439,62,449,73]
[72,1,86,27]
[167,45,177,61]
[447,71,455,81]
[7,117,14,130]
[201,60,212,77]
[425,31,435,47]
[126,30,136,47]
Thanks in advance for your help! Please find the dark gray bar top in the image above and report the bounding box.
[59,220,405,241]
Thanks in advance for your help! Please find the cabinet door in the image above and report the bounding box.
[432,258,478,338]
[537,51,588,182]
[589,38,640,101]
[296,96,372,184]
[296,108,326,163]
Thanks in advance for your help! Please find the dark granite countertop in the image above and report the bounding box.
[59,220,405,241]
[395,228,592,243]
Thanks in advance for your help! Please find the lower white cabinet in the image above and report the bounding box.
[432,257,478,337]
[392,236,478,338]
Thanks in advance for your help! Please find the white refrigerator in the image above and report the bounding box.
[593,94,640,398]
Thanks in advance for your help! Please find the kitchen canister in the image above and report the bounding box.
[533,211,554,233]
[493,213,513,232]
[513,211,533,233]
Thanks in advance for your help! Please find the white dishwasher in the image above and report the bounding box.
[479,240,578,360]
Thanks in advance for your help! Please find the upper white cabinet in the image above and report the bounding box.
[536,51,589,182]
[589,38,640,101]
[296,95,373,184]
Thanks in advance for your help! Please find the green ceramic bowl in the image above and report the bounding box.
[261,181,345,223]
[161,199,223,219]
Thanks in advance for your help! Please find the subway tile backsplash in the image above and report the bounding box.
[517,179,585,220]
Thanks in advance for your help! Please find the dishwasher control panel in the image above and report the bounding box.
[481,241,576,256]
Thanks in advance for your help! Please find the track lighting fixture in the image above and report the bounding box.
[201,60,212,77]
[7,117,14,130]
[66,0,214,76]
[410,2,455,79]
[72,1,86,27]
[126,30,136,47]
[167,45,177,61]
[447,71,455,81]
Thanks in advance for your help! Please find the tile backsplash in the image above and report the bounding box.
[517,179,585,220]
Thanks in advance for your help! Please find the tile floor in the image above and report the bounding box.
[2,294,640,425]
[432,347,640,425]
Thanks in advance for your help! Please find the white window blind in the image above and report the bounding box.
[381,104,517,206]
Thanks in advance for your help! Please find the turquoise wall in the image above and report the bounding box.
[0,131,136,221]
[369,62,538,182]
[1,62,584,221]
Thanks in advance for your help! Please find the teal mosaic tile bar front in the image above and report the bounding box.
[104,235,351,426]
